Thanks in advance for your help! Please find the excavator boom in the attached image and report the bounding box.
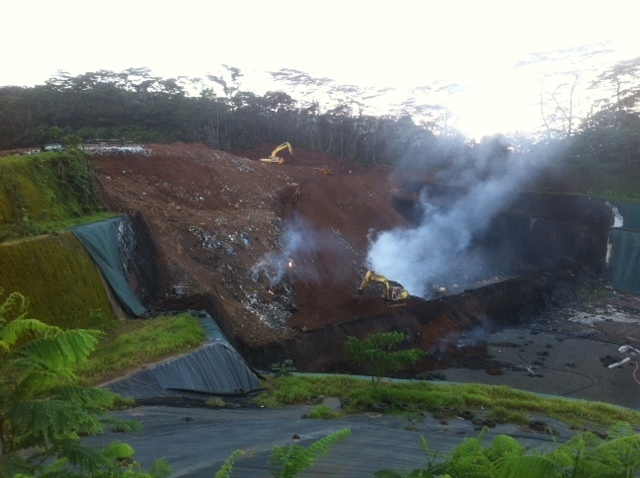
[259,142,293,164]
[357,270,409,301]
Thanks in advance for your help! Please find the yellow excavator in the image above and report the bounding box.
[259,142,293,164]
[357,270,410,301]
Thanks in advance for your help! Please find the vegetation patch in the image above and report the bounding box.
[75,314,205,385]
[0,291,168,478]
[0,232,116,328]
[255,375,640,430]
[375,422,640,478]
[0,149,104,241]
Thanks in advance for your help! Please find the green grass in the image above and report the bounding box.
[75,314,205,385]
[305,404,341,420]
[254,375,640,431]
[0,233,118,328]
[0,150,105,241]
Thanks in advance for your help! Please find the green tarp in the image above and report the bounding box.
[610,201,640,294]
[610,229,640,294]
[613,201,640,232]
[72,218,146,316]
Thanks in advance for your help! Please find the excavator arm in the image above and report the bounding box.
[260,142,293,164]
[357,270,410,301]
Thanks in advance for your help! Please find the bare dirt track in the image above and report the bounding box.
[91,142,616,377]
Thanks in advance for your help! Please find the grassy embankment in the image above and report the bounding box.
[254,374,640,431]
[74,314,205,386]
[0,150,113,241]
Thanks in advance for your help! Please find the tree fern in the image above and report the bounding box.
[379,424,640,478]
[0,290,155,477]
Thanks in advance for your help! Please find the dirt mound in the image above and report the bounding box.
[93,143,409,346]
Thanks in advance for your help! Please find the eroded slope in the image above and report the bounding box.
[93,143,409,347]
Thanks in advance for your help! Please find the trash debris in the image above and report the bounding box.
[84,144,152,156]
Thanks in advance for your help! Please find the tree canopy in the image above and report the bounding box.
[1,59,639,172]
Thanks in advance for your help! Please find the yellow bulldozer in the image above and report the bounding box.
[357,270,410,301]
[259,142,293,164]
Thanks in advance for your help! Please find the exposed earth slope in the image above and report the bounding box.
[92,143,614,375]
[94,144,407,339]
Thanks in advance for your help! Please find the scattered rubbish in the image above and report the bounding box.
[529,420,549,432]
[458,410,475,420]
[84,144,152,156]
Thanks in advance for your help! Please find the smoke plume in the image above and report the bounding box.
[366,137,550,298]
[251,214,334,287]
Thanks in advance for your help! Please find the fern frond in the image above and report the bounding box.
[448,435,483,462]
[101,440,136,461]
[58,439,111,475]
[215,450,245,478]
[149,458,173,478]
[9,369,75,404]
[587,434,640,473]
[14,328,100,366]
[304,428,352,458]
[101,415,143,433]
[6,398,103,448]
[0,317,61,346]
[268,428,351,478]
[0,451,32,477]
[48,383,122,410]
[609,421,636,439]
[486,434,525,462]
[495,455,559,478]
[0,291,29,322]
[442,431,497,477]
[373,470,405,478]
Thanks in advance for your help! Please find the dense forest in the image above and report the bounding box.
[0,59,639,171]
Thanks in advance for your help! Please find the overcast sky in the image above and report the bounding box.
[4,0,638,137]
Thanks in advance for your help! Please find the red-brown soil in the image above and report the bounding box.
[93,143,412,345]
[89,142,605,374]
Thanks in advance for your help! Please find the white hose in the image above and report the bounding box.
[608,357,631,369]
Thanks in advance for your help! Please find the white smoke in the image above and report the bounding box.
[251,214,324,287]
[366,140,550,298]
